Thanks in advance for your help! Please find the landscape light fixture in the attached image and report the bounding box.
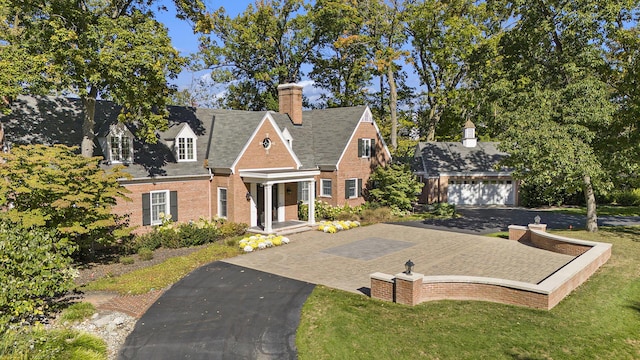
[246,192,251,201]
[534,215,541,224]
[404,259,415,275]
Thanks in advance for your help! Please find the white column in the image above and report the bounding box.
[250,183,257,227]
[277,183,285,222]
[264,183,273,233]
[308,179,316,225]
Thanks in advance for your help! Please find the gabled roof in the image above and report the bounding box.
[414,141,510,176]
[2,96,388,179]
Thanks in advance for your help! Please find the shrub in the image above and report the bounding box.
[614,189,640,206]
[119,256,135,265]
[137,247,154,261]
[367,163,423,211]
[430,203,456,217]
[0,222,76,328]
[360,207,393,223]
[299,200,364,221]
[218,221,248,238]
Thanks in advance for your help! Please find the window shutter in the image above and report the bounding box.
[358,178,363,197]
[357,138,363,157]
[370,138,376,158]
[170,191,178,221]
[345,180,349,199]
[142,193,151,226]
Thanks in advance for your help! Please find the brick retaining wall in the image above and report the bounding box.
[370,225,611,309]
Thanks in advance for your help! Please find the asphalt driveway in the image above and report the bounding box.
[118,262,315,360]
[396,207,640,234]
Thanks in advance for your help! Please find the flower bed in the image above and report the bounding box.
[239,234,290,252]
[317,220,361,233]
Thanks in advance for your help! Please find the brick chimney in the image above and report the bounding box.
[277,83,303,125]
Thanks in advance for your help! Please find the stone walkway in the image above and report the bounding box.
[223,223,575,294]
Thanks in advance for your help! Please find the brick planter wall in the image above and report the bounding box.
[370,224,611,309]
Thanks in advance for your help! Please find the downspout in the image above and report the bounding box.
[208,168,213,220]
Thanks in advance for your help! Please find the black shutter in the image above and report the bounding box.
[358,178,363,197]
[370,138,376,158]
[142,193,151,226]
[357,138,363,157]
[170,191,178,221]
[345,179,349,199]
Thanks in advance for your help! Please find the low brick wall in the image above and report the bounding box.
[370,225,611,309]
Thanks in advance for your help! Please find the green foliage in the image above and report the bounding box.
[367,163,422,212]
[298,200,364,221]
[0,222,76,328]
[59,302,96,323]
[428,203,456,217]
[119,256,135,265]
[0,145,131,255]
[612,189,640,206]
[0,326,106,360]
[137,247,154,261]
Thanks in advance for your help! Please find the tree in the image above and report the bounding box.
[7,0,209,157]
[406,0,502,141]
[367,163,423,211]
[0,145,131,254]
[197,0,316,111]
[487,0,636,232]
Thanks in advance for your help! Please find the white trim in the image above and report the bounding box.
[277,183,285,222]
[335,107,392,170]
[345,178,358,199]
[250,183,257,227]
[439,172,513,177]
[176,125,197,162]
[217,187,228,219]
[239,168,320,185]
[150,190,170,225]
[230,113,303,172]
[320,178,332,198]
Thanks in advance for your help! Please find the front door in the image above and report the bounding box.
[256,184,278,228]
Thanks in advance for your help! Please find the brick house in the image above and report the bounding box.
[1,84,391,232]
[413,120,518,206]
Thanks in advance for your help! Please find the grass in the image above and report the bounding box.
[59,302,96,323]
[548,205,640,217]
[297,226,640,359]
[82,240,241,295]
[0,326,106,360]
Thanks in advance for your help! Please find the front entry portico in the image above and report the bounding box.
[240,168,320,233]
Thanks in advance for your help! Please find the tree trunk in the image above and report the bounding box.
[583,174,598,232]
[81,87,98,158]
[425,107,440,141]
[387,66,398,151]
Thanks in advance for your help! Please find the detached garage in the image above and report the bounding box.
[413,120,518,206]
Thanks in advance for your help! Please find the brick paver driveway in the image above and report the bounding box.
[223,223,574,294]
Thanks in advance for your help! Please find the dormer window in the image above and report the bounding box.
[173,124,197,162]
[110,134,132,163]
[177,137,194,161]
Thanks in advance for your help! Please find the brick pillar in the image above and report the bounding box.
[395,272,423,306]
[370,273,395,302]
[508,225,529,241]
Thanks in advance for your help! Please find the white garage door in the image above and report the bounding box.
[447,180,515,205]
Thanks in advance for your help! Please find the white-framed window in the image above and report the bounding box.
[345,178,358,199]
[298,181,309,204]
[358,138,375,158]
[110,134,132,163]
[321,179,332,197]
[177,136,195,161]
[218,188,228,218]
[151,190,169,225]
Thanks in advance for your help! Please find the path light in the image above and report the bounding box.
[404,260,415,275]
[534,215,541,224]
[246,192,251,201]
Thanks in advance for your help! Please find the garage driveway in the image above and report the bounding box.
[395,207,640,234]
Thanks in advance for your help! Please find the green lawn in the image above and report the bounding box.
[296,227,640,359]
[549,205,640,217]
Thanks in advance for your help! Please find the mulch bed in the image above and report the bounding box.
[74,246,207,286]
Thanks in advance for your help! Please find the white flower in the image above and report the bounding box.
[265,240,273,247]
[258,242,267,249]
[243,245,254,252]
[282,237,290,244]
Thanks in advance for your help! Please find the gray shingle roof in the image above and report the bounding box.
[414,141,510,176]
[1,96,373,178]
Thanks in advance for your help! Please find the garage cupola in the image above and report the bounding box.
[462,119,477,148]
